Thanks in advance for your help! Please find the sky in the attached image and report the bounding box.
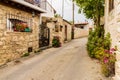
[47,0,88,23]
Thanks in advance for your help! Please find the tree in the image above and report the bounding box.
[75,0,104,27]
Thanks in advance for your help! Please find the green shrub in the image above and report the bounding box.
[52,36,61,47]
[21,52,30,57]
[87,26,115,77]
[103,33,111,50]
[87,26,104,58]
[94,47,105,60]
[34,49,41,53]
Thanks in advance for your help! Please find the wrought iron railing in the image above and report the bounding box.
[24,0,55,13]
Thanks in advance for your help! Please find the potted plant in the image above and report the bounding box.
[14,22,31,32]
[52,36,61,47]
[24,27,31,32]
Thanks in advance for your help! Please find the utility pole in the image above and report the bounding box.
[62,0,64,18]
[72,0,74,39]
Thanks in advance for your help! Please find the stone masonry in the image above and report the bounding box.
[105,0,120,79]
[0,3,40,65]
[42,17,72,45]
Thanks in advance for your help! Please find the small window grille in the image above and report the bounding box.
[6,13,32,32]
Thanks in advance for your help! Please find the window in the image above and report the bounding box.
[80,26,84,29]
[60,26,63,31]
[6,13,32,32]
[109,0,114,12]
[55,25,59,32]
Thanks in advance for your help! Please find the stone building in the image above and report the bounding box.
[0,0,51,65]
[63,19,72,41]
[41,17,72,47]
[74,23,89,38]
[105,0,120,79]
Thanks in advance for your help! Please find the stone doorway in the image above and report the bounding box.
[39,23,50,47]
[65,25,67,41]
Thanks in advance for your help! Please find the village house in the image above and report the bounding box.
[63,19,72,42]
[41,16,72,47]
[0,0,52,65]
[105,0,120,79]
[74,22,89,39]
[39,0,57,48]
[75,22,88,29]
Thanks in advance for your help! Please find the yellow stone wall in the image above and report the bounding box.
[43,17,72,45]
[0,3,40,65]
[63,21,72,41]
[74,27,88,39]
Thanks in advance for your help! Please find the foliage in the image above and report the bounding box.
[94,47,105,60]
[52,36,61,47]
[101,48,116,77]
[103,33,111,50]
[34,49,41,54]
[21,52,30,57]
[54,14,61,18]
[74,0,104,26]
[87,26,104,58]
[14,22,31,32]
[87,27,111,58]
[87,26,115,77]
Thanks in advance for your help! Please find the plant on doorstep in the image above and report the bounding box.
[52,36,61,47]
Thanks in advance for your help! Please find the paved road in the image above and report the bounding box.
[0,38,109,80]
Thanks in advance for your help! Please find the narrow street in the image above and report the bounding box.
[0,38,109,80]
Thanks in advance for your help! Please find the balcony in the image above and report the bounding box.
[9,0,55,14]
[24,0,56,14]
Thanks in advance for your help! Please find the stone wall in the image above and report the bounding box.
[0,3,40,65]
[63,20,72,41]
[49,17,65,44]
[105,0,120,79]
[74,27,88,39]
[42,17,72,45]
[47,22,55,45]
